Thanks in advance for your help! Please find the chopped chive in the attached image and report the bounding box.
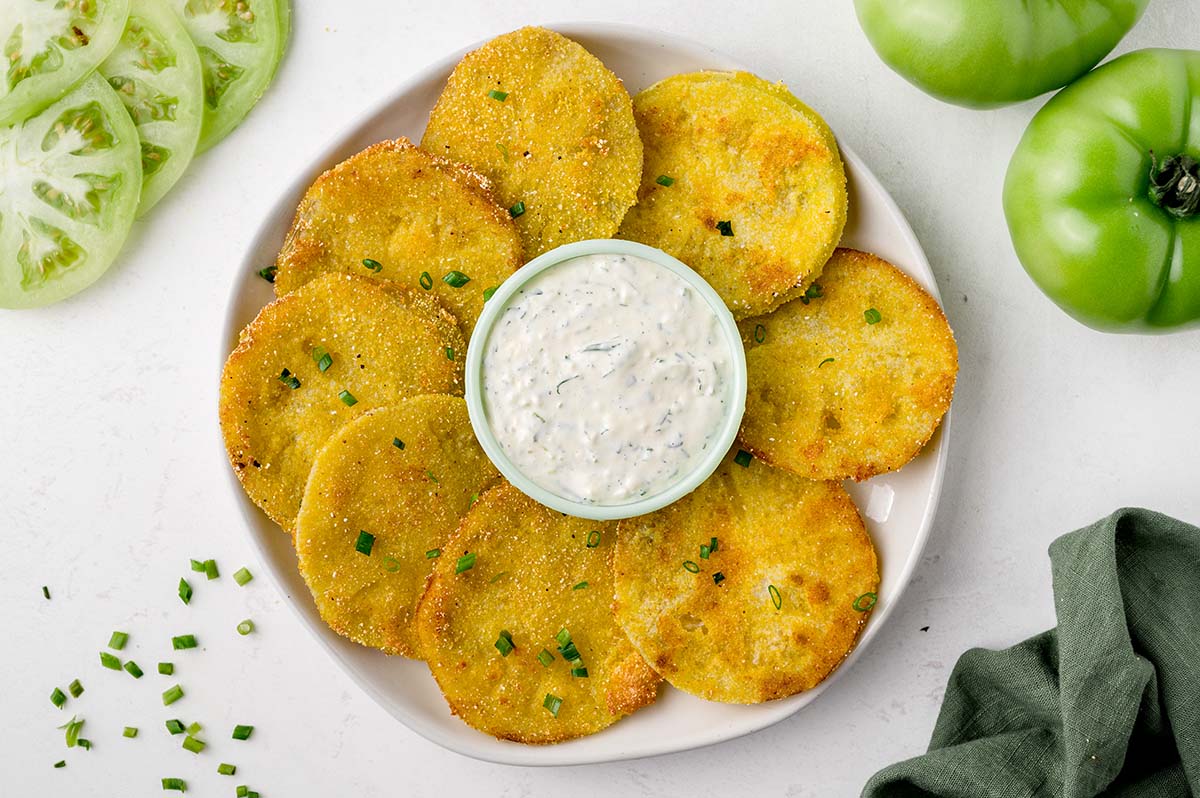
[571,667,589,678]
[178,578,192,605]
[559,641,581,662]
[100,651,122,670]
[383,556,401,572]
[237,620,254,636]
[190,559,205,572]
[682,560,700,573]
[419,271,433,290]
[572,581,588,590]
[853,592,878,612]
[734,449,753,468]
[312,346,333,372]
[543,694,563,717]
[495,629,514,657]
[864,308,882,324]
[257,265,277,283]
[442,270,471,288]
[204,559,218,580]
[277,368,300,390]
[700,544,710,559]
[753,323,766,344]
[232,725,253,741]
[172,635,197,650]
[123,726,138,738]
[426,470,440,483]
[455,552,476,573]
[162,684,184,705]
[655,174,675,187]
[709,536,718,553]
[487,89,508,101]
[237,788,248,798]
[555,628,572,647]
[355,530,375,556]
[182,735,205,754]
[716,220,734,236]
[124,660,144,678]
[362,258,383,273]
[537,649,555,667]
[77,738,92,750]
[509,200,525,218]
[233,567,253,586]
[42,585,50,600]
[218,763,237,776]
[61,715,84,747]
[425,548,442,559]
[818,357,835,368]
[488,571,509,585]
[495,141,510,161]
[158,662,174,675]
[338,389,357,406]
[165,719,185,735]
[713,571,726,585]
[445,346,455,361]
[54,761,66,768]
[586,530,601,548]
[187,721,202,735]
[68,679,83,698]
[51,687,67,708]
[800,282,824,304]
[392,437,405,450]
[161,777,186,791]
[483,285,498,302]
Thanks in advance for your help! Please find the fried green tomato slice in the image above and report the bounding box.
[416,482,660,743]
[295,397,499,657]
[738,248,957,481]
[617,71,847,320]
[275,138,522,342]
[219,273,465,529]
[421,26,641,258]
[614,451,878,703]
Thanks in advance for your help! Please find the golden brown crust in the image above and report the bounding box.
[737,248,958,481]
[421,26,642,258]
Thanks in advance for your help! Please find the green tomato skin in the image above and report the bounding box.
[1004,49,1200,333]
[854,0,1149,108]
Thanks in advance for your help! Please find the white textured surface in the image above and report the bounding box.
[2,2,1198,795]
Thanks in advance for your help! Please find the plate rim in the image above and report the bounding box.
[217,20,950,767]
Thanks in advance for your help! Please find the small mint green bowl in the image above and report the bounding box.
[465,239,747,521]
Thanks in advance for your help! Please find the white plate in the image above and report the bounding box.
[220,22,950,767]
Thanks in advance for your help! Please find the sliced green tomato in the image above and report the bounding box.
[0,73,141,308]
[0,0,131,127]
[168,0,283,152]
[99,0,203,215]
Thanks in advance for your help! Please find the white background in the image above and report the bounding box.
[3,2,1198,796]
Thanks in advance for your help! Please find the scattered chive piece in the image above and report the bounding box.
[713,571,726,585]
[158,662,174,675]
[182,735,205,754]
[488,571,509,585]
[362,258,383,273]
[734,449,753,468]
[190,559,205,572]
[162,684,184,705]
[233,567,253,587]
[586,530,601,548]
[100,651,122,670]
[237,620,254,636]
[754,323,766,344]
[338,389,357,407]
[716,220,734,236]
[445,346,455,361]
[68,679,83,698]
[700,544,710,560]
[51,687,67,708]
[469,492,479,507]
[77,738,92,750]
[818,357,835,368]
[383,556,401,572]
[483,285,498,302]
[188,721,203,736]
[232,725,253,741]
[495,630,514,657]
[543,694,563,717]
[43,585,50,599]
[419,271,433,290]
[853,592,878,612]
[218,763,237,776]
[392,437,405,450]
[165,719,185,735]
[495,141,510,161]
[509,200,525,218]
[178,578,192,605]
[555,628,572,648]
[426,470,440,483]
[355,530,375,556]
[123,726,138,738]
[61,716,84,747]
[442,270,471,288]
[709,536,718,554]
[237,788,248,798]
[313,346,333,372]
[559,641,581,662]
[124,660,144,679]
[203,559,219,580]
[682,560,700,574]
[455,552,477,573]
[865,308,882,324]
[572,581,588,590]
[656,174,675,187]
[537,649,555,667]
[161,777,186,791]
[487,89,508,101]
[425,548,442,559]
[800,282,824,304]
[172,635,197,650]
[257,265,277,283]
[277,368,300,390]
[54,761,66,768]
[571,667,589,678]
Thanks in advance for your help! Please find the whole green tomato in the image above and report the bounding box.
[853,0,1149,108]
[1004,49,1200,332]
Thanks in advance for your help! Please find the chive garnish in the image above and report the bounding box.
[182,735,205,754]
[354,530,375,556]
[818,357,835,368]
[488,571,509,585]
[68,679,83,698]
[487,89,508,101]
[165,719,185,735]
[362,258,383,273]
[543,694,563,717]
[853,592,878,612]
[54,761,66,768]
[496,141,510,161]
[800,283,824,304]
[237,620,254,636]
[43,585,50,600]
[571,667,589,678]
[586,530,601,548]
[559,641,581,662]
[124,660,144,678]
[158,662,174,675]
[445,346,455,361]
[123,726,138,738]
[392,437,405,450]
[494,630,514,657]
[187,720,202,734]
[172,635,197,650]
[178,578,192,604]
[425,548,441,559]
[709,536,718,553]
[338,389,357,406]
[161,777,186,791]
[509,200,525,218]
[277,368,300,389]
[51,687,67,708]
[713,571,726,585]
[716,220,734,236]
[100,651,121,670]
[682,560,700,573]
[455,552,476,573]
[190,559,205,572]
[233,567,253,586]
[537,649,555,667]
[76,738,92,750]
[753,324,766,344]
[426,470,440,483]
[656,175,675,187]
[312,346,333,372]
[382,556,401,572]
[257,265,277,283]
[700,544,710,559]
[162,684,184,705]
[555,628,572,648]
[419,271,433,290]
[864,308,882,324]
[232,725,253,741]
[218,763,237,776]
[572,581,588,590]
[483,285,498,302]
[442,270,471,288]
[469,492,479,507]
[733,449,753,468]
[60,715,84,747]
[769,584,782,610]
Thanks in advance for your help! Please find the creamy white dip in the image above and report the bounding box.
[481,252,733,505]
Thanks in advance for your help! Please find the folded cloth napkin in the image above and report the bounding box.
[863,508,1200,798]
